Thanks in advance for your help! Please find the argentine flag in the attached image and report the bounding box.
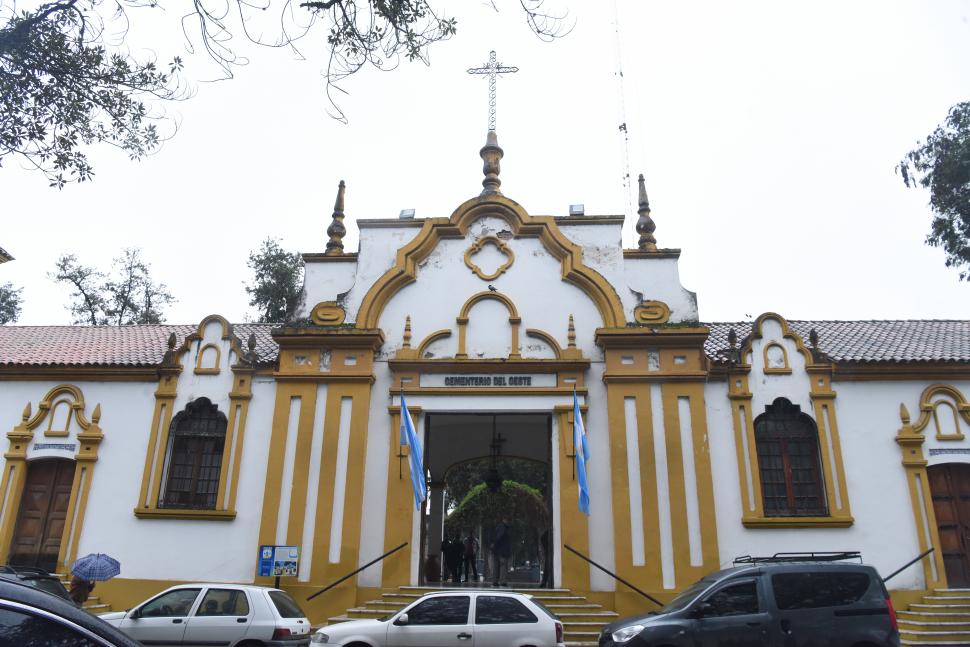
[400,394,427,511]
[573,390,591,516]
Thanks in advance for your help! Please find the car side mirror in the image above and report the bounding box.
[693,602,714,618]
[395,613,409,626]
[129,608,141,620]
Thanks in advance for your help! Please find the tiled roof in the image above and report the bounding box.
[705,320,970,364]
[0,324,277,367]
[1,320,968,368]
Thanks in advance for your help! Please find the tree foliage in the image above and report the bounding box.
[0,1,184,187]
[1,1,567,185]
[898,101,970,280]
[0,282,22,324]
[443,456,547,510]
[50,248,174,324]
[245,237,304,324]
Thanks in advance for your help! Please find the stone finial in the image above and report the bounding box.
[162,332,178,366]
[480,131,504,196]
[325,180,347,255]
[248,332,257,354]
[92,403,102,424]
[21,402,31,422]
[900,403,911,425]
[567,315,577,349]
[403,316,412,348]
[635,174,657,251]
[809,328,819,350]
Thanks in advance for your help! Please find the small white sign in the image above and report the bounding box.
[420,374,556,388]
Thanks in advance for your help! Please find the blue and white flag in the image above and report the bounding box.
[400,394,427,511]
[573,389,591,516]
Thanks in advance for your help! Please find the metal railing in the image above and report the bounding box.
[564,544,663,607]
[882,547,935,584]
[307,542,408,601]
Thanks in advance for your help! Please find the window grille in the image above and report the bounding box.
[159,398,227,510]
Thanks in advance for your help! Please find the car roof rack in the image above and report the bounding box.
[733,551,862,565]
[0,565,56,576]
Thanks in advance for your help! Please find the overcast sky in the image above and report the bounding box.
[2,0,969,326]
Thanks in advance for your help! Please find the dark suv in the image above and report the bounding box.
[0,565,72,603]
[600,558,898,647]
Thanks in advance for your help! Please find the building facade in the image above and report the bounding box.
[2,134,969,620]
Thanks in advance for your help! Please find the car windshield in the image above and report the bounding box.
[268,590,305,618]
[660,578,715,613]
[24,577,70,600]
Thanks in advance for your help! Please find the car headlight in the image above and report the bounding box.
[612,624,645,643]
[311,633,329,643]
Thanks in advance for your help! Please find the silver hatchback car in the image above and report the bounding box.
[101,583,311,646]
[313,590,565,647]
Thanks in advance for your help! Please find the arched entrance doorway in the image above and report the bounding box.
[421,413,553,587]
[929,463,970,587]
[8,458,76,572]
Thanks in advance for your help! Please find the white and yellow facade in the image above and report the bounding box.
[2,135,970,620]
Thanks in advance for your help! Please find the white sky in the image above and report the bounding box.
[2,0,969,325]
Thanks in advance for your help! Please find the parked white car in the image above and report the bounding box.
[100,583,311,647]
[312,590,565,647]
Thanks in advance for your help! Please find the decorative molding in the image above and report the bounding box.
[633,301,671,325]
[354,194,626,329]
[762,342,792,375]
[456,291,521,360]
[194,343,221,375]
[0,384,103,575]
[463,236,515,281]
[311,301,347,326]
[909,384,970,442]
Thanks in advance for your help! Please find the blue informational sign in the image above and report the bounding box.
[258,545,300,577]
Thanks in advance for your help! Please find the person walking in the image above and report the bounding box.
[445,533,463,584]
[490,518,512,586]
[462,530,480,583]
[69,575,95,607]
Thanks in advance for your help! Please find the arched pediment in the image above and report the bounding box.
[355,194,626,329]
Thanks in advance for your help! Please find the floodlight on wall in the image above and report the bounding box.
[399,208,416,219]
[568,204,585,216]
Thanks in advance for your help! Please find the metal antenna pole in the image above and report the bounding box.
[467,50,519,131]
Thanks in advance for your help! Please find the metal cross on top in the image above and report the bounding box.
[467,50,519,132]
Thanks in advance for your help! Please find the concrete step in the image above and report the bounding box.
[901,642,970,646]
[901,622,970,631]
[928,597,970,603]
[900,611,970,620]
[902,631,970,641]
[564,642,599,647]
[564,631,600,641]
[84,603,111,612]
[912,604,970,611]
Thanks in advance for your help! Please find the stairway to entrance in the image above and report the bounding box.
[325,585,617,646]
[900,588,970,646]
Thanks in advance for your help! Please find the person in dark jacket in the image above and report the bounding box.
[462,530,480,583]
[444,533,463,583]
[490,518,512,586]
[69,576,95,606]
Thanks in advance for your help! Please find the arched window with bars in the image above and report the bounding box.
[754,397,828,517]
[159,398,227,510]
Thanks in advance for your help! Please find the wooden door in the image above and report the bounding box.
[929,463,970,587]
[9,459,75,572]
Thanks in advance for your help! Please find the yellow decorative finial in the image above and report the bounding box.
[92,403,102,424]
[403,316,412,349]
[325,180,347,255]
[900,403,911,425]
[636,173,657,251]
[567,315,576,349]
[21,402,31,422]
